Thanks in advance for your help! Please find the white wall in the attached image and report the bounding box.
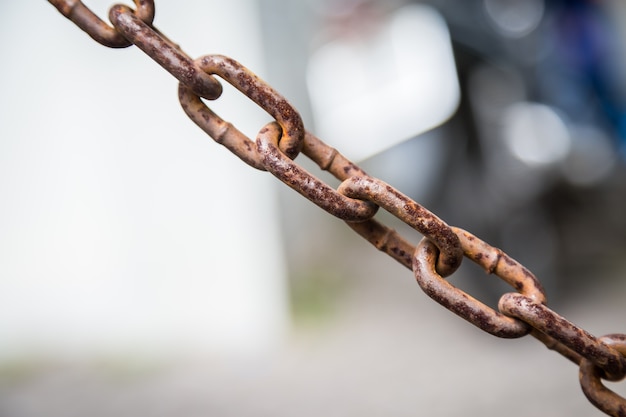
[0,0,289,358]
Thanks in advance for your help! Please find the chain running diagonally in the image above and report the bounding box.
[47,1,626,415]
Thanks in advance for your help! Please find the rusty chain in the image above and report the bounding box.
[48,1,626,415]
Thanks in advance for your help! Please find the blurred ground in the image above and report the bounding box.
[1,209,625,417]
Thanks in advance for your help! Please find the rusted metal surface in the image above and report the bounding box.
[48,0,154,47]
[301,131,369,181]
[46,2,626,415]
[413,228,545,338]
[178,83,267,170]
[345,219,416,270]
[179,54,307,166]
[109,6,222,100]
[257,122,378,221]
[530,328,585,366]
[339,176,462,277]
[451,227,547,303]
[580,334,626,417]
[500,293,626,381]
[194,55,305,160]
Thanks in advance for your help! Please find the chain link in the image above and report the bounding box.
[195,55,305,160]
[581,335,626,416]
[47,1,626,415]
[413,227,546,338]
[49,0,155,47]
[257,122,379,221]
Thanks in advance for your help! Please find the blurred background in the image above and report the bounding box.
[1,0,626,415]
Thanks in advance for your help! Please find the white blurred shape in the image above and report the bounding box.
[0,0,288,359]
[307,4,459,161]
[483,0,544,38]
[561,124,617,186]
[503,102,571,166]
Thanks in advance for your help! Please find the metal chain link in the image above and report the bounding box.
[47,1,626,415]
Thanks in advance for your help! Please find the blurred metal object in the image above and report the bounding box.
[47,1,626,415]
[580,334,626,417]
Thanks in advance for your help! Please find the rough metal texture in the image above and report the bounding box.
[339,176,462,276]
[413,228,544,338]
[580,335,626,417]
[109,6,222,100]
[46,1,626,415]
[500,294,626,381]
[195,55,305,160]
[257,122,378,222]
[49,0,154,47]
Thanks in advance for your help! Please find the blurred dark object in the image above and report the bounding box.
[260,0,626,305]
[428,0,626,303]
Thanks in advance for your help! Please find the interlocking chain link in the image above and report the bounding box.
[47,1,626,415]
